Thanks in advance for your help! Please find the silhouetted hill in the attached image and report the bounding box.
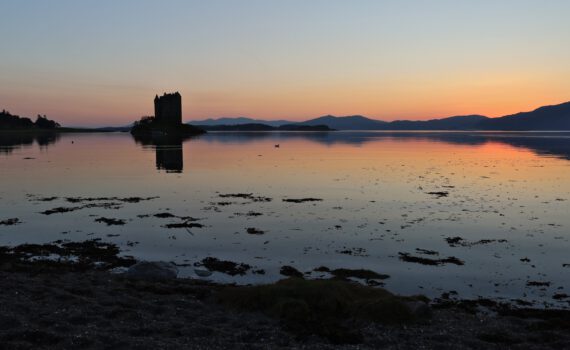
[189,117,293,127]
[386,115,488,130]
[476,102,570,130]
[298,115,387,130]
[0,110,60,130]
[197,123,333,131]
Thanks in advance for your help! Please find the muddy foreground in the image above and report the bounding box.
[0,271,569,349]
[0,240,569,349]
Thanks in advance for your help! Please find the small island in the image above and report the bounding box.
[130,92,206,137]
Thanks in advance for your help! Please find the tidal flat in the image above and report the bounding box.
[1,131,570,311]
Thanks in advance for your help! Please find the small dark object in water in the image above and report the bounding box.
[220,193,253,199]
[32,196,59,202]
[219,193,273,202]
[426,191,449,198]
[164,221,204,229]
[399,252,464,266]
[330,268,390,280]
[526,281,550,287]
[274,144,279,148]
[0,218,21,226]
[415,248,439,256]
[94,217,126,226]
[197,257,251,276]
[280,265,304,278]
[445,236,508,248]
[153,212,177,218]
[65,196,158,203]
[335,247,368,257]
[283,198,323,203]
[40,202,122,215]
[246,227,265,235]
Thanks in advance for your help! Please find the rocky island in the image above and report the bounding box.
[130,92,206,137]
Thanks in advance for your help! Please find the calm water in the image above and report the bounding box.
[1,131,570,307]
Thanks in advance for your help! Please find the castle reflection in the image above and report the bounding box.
[131,133,192,173]
[155,143,183,173]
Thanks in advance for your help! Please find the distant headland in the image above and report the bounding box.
[0,110,60,131]
[2,99,570,132]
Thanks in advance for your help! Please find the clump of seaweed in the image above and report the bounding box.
[399,252,464,266]
[246,227,265,235]
[94,217,126,226]
[283,198,323,203]
[0,218,21,226]
[445,236,508,247]
[40,202,122,215]
[280,265,304,278]
[195,257,251,276]
[0,239,135,271]
[218,278,429,344]
[426,191,449,198]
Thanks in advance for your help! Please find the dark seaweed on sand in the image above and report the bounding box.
[399,252,464,266]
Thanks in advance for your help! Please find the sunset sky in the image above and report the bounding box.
[1,0,569,126]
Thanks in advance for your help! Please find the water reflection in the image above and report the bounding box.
[131,133,192,173]
[201,131,570,160]
[0,132,60,154]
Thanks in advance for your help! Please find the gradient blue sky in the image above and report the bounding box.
[1,0,569,126]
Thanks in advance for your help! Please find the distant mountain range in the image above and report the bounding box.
[190,101,570,131]
[198,124,333,132]
[191,117,292,127]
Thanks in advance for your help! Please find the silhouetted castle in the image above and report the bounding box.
[154,92,182,125]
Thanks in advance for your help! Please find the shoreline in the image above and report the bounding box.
[1,240,569,349]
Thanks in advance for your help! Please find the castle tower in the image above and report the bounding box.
[154,92,182,125]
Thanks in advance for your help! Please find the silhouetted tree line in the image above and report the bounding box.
[0,110,61,130]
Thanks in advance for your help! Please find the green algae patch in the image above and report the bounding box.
[218,277,429,343]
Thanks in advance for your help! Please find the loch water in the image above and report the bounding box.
[1,131,569,307]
